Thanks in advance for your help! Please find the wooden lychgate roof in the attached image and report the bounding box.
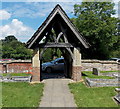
[26,4,90,49]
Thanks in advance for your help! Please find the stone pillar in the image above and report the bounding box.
[32,48,40,81]
[72,48,82,81]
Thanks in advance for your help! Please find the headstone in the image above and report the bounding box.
[113,74,119,78]
[114,93,120,104]
[93,68,100,76]
[114,88,120,104]
[115,88,120,93]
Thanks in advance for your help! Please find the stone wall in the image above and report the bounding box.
[82,60,119,71]
[0,60,32,73]
[0,59,119,74]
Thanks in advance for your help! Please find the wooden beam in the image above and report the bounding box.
[59,47,74,60]
[56,32,63,43]
[58,22,69,43]
[39,42,73,48]
[65,47,74,60]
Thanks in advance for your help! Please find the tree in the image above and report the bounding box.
[73,2,119,59]
[42,48,62,62]
[1,35,33,59]
[3,35,18,43]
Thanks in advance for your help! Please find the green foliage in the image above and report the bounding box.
[2,82,44,107]
[1,35,33,59]
[42,48,53,62]
[42,48,62,62]
[73,2,119,59]
[3,35,17,42]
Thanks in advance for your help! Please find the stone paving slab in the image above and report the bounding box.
[39,79,76,108]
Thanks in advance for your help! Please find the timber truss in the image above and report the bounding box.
[26,4,90,58]
[39,21,74,59]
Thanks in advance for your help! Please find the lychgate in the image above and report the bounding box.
[26,4,89,82]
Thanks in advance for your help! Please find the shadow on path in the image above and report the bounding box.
[41,72,65,80]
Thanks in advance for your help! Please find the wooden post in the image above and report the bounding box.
[72,48,82,81]
[32,48,40,81]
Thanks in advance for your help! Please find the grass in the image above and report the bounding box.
[2,73,31,76]
[2,82,44,107]
[69,82,119,107]
[100,70,119,73]
[82,71,114,79]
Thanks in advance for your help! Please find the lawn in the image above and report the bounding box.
[2,82,44,107]
[100,70,119,73]
[82,71,114,79]
[2,73,31,76]
[69,82,119,107]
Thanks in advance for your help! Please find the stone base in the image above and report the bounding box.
[72,66,82,81]
[32,67,40,81]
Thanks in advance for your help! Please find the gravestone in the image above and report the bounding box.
[115,88,120,93]
[114,88,120,104]
[114,94,120,104]
[93,68,100,76]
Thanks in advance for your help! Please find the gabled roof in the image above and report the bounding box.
[26,4,90,49]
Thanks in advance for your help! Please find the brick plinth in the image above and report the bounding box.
[72,66,82,81]
[0,62,32,73]
[32,67,40,81]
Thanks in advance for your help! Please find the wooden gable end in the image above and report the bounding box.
[26,4,90,49]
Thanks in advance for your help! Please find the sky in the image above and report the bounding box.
[0,0,119,42]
